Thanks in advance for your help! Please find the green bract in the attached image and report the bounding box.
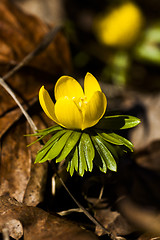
[28,115,140,177]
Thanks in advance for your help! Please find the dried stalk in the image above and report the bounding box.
[0,77,37,133]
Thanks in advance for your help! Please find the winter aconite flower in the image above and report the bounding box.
[94,2,144,48]
[39,72,107,130]
[27,72,140,176]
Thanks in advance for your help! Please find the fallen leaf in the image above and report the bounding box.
[23,116,49,206]
[2,219,23,239]
[0,195,98,240]
[94,208,119,236]
[0,0,71,115]
[107,214,137,237]
[14,0,65,25]
[138,233,160,240]
[135,140,160,172]
[117,197,160,235]
[0,121,31,202]
[0,112,49,204]
[0,0,71,75]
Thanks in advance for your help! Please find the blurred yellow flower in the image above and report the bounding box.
[94,2,144,48]
[39,73,107,130]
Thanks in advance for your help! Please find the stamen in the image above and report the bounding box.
[72,96,88,111]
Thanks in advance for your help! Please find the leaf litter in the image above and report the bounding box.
[0,0,160,240]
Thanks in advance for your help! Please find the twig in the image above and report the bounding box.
[58,208,84,216]
[0,77,37,133]
[50,162,114,239]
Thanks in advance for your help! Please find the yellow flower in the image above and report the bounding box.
[39,72,107,130]
[94,2,144,48]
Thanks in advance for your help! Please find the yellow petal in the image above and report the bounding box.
[55,97,83,129]
[39,86,59,124]
[84,72,102,100]
[82,91,107,130]
[54,76,84,101]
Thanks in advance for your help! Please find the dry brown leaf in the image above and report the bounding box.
[0,113,49,205]
[0,0,71,113]
[130,93,160,150]
[135,140,160,172]
[0,0,71,75]
[0,108,22,138]
[138,233,160,240]
[0,121,31,202]
[0,71,52,118]
[118,197,160,235]
[0,97,38,139]
[2,219,23,239]
[23,116,48,206]
[107,214,137,237]
[14,0,65,25]
[0,195,98,240]
[0,0,71,115]
[94,208,119,236]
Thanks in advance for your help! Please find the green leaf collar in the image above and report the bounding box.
[27,115,140,176]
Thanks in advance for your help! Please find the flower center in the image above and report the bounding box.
[72,96,88,112]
